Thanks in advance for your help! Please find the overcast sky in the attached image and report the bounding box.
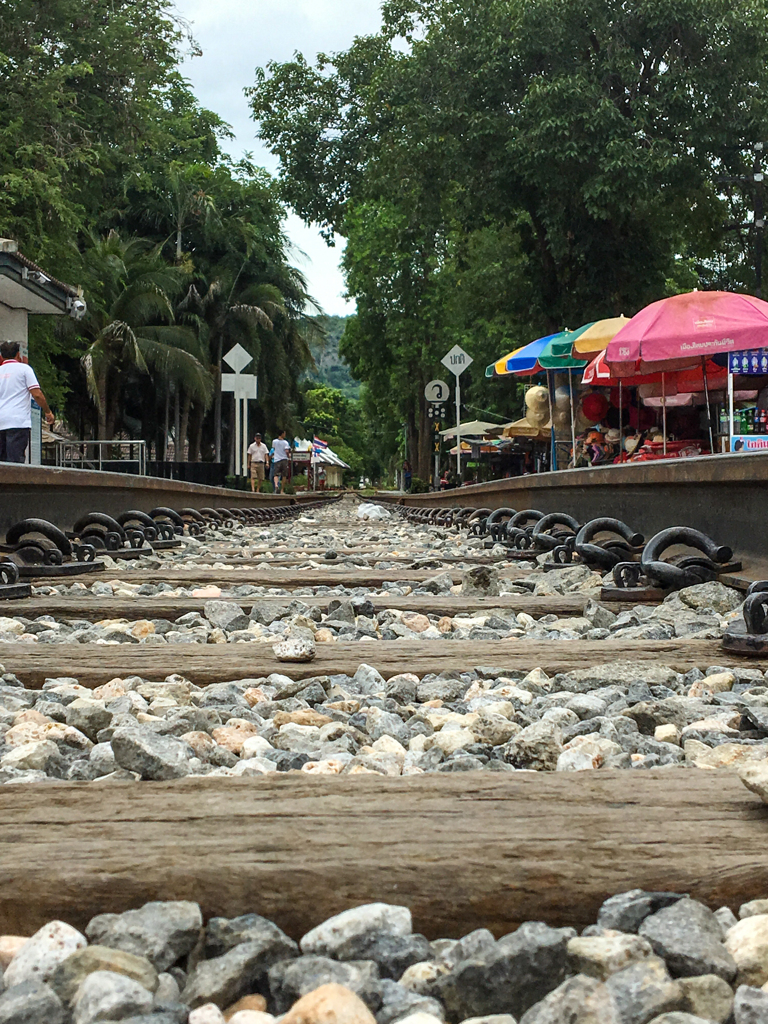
[173,0,384,316]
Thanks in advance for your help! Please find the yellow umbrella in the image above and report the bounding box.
[572,316,631,355]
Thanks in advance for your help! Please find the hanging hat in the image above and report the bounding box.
[581,392,610,423]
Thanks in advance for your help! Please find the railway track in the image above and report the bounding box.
[1,477,767,1022]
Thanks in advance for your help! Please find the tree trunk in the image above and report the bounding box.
[417,386,431,482]
[173,391,181,461]
[178,393,191,461]
[187,403,202,462]
[214,334,223,462]
[163,389,170,461]
[96,372,108,441]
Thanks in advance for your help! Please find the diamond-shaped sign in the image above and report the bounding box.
[223,343,252,374]
[441,344,473,376]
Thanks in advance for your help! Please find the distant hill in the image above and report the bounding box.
[305,315,361,399]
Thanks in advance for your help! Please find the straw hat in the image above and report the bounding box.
[605,428,621,443]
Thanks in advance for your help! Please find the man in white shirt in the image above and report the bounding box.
[246,432,270,492]
[0,341,55,463]
[271,429,292,493]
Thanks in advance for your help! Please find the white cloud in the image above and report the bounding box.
[173,0,384,316]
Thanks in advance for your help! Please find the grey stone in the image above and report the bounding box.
[267,955,380,1014]
[519,974,620,1023]
[639,898,737,981]
[645,1015,712,1024]
[197,683,250,709]
[354,664,387,695]
[182,935,298,1009]
[334,930,432,979]
[73,970,153,1024]
[301,903,412,958]
[48,945,158,1005]
[460,1017,518,1024]
[203,601,249,631]
[110,728,192,781]
[505,721,563,771]
[0,980,65,1024]
[733,984,768,1023]
[86,901,203,972]
[461,566,501,597]
[326,598,356,623]
[250,603,290,625]
[203,913,297,960]
[65,699,112,742]
[598,891,687,934]
[366,708,408,745]
[421,573,454,595]
[605,956,683,1024]
[417,676,470,703]
[376,978,445,1023]
[436,921,575,1021]
[678,974,734,1023]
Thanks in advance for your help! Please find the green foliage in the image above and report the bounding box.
[0,0,318,464]
[409,476,430,494]
[250,0,768,475]
[302,382,368,479]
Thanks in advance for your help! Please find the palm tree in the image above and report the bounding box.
[179,274,275,460]
[75,231,212,439]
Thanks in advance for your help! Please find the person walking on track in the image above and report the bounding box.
[246,432,270,492]
[272,429,291,494]
[0,341,55,463]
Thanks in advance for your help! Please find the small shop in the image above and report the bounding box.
[483,291,768,472]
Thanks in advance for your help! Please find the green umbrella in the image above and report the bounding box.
[537,325,592,370]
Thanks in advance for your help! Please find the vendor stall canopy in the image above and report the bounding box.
[606,290,768,365]
[486,317,632,378]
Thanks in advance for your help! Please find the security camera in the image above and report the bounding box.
[67,297,87,320]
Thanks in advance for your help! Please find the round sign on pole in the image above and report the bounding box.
[425,380,450,403]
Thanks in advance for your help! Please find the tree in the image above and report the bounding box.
[75,231,211,439]
[250,0,768,473]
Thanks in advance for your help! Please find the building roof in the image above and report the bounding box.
[0,239,83,316]
[293,438,351,469]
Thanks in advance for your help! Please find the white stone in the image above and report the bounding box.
[240,735,274,759]
[399,961,449,993]
[429,727,476,755]
[188,1005,226,1024]
[567,933,653,979]
[0,739,58,772]
[229,1013,276,1024]
[4,920,87,987]
[556,737,622,772]
[655,724,681,745]
[231,757,274,776]
[73,970,153,1024]
[725,913,768,986]
[300,903,412,956]
[739,761,768,803]
[392,1015,443,1024]
[273,636,316,662]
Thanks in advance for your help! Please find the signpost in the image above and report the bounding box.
[221,344,258,478]
[425,380,450,486]
[441,346,473,479]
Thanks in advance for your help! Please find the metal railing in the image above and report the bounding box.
[53,440,147,475]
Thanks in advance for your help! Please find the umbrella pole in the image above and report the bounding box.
[547,371,557,471]
[702,356,714,454]
[569,368,576,469]
[662,372,667,455]
[619,381,623,459]
[729,367,735,450]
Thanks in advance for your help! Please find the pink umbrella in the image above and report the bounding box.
[606,290,768,363]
